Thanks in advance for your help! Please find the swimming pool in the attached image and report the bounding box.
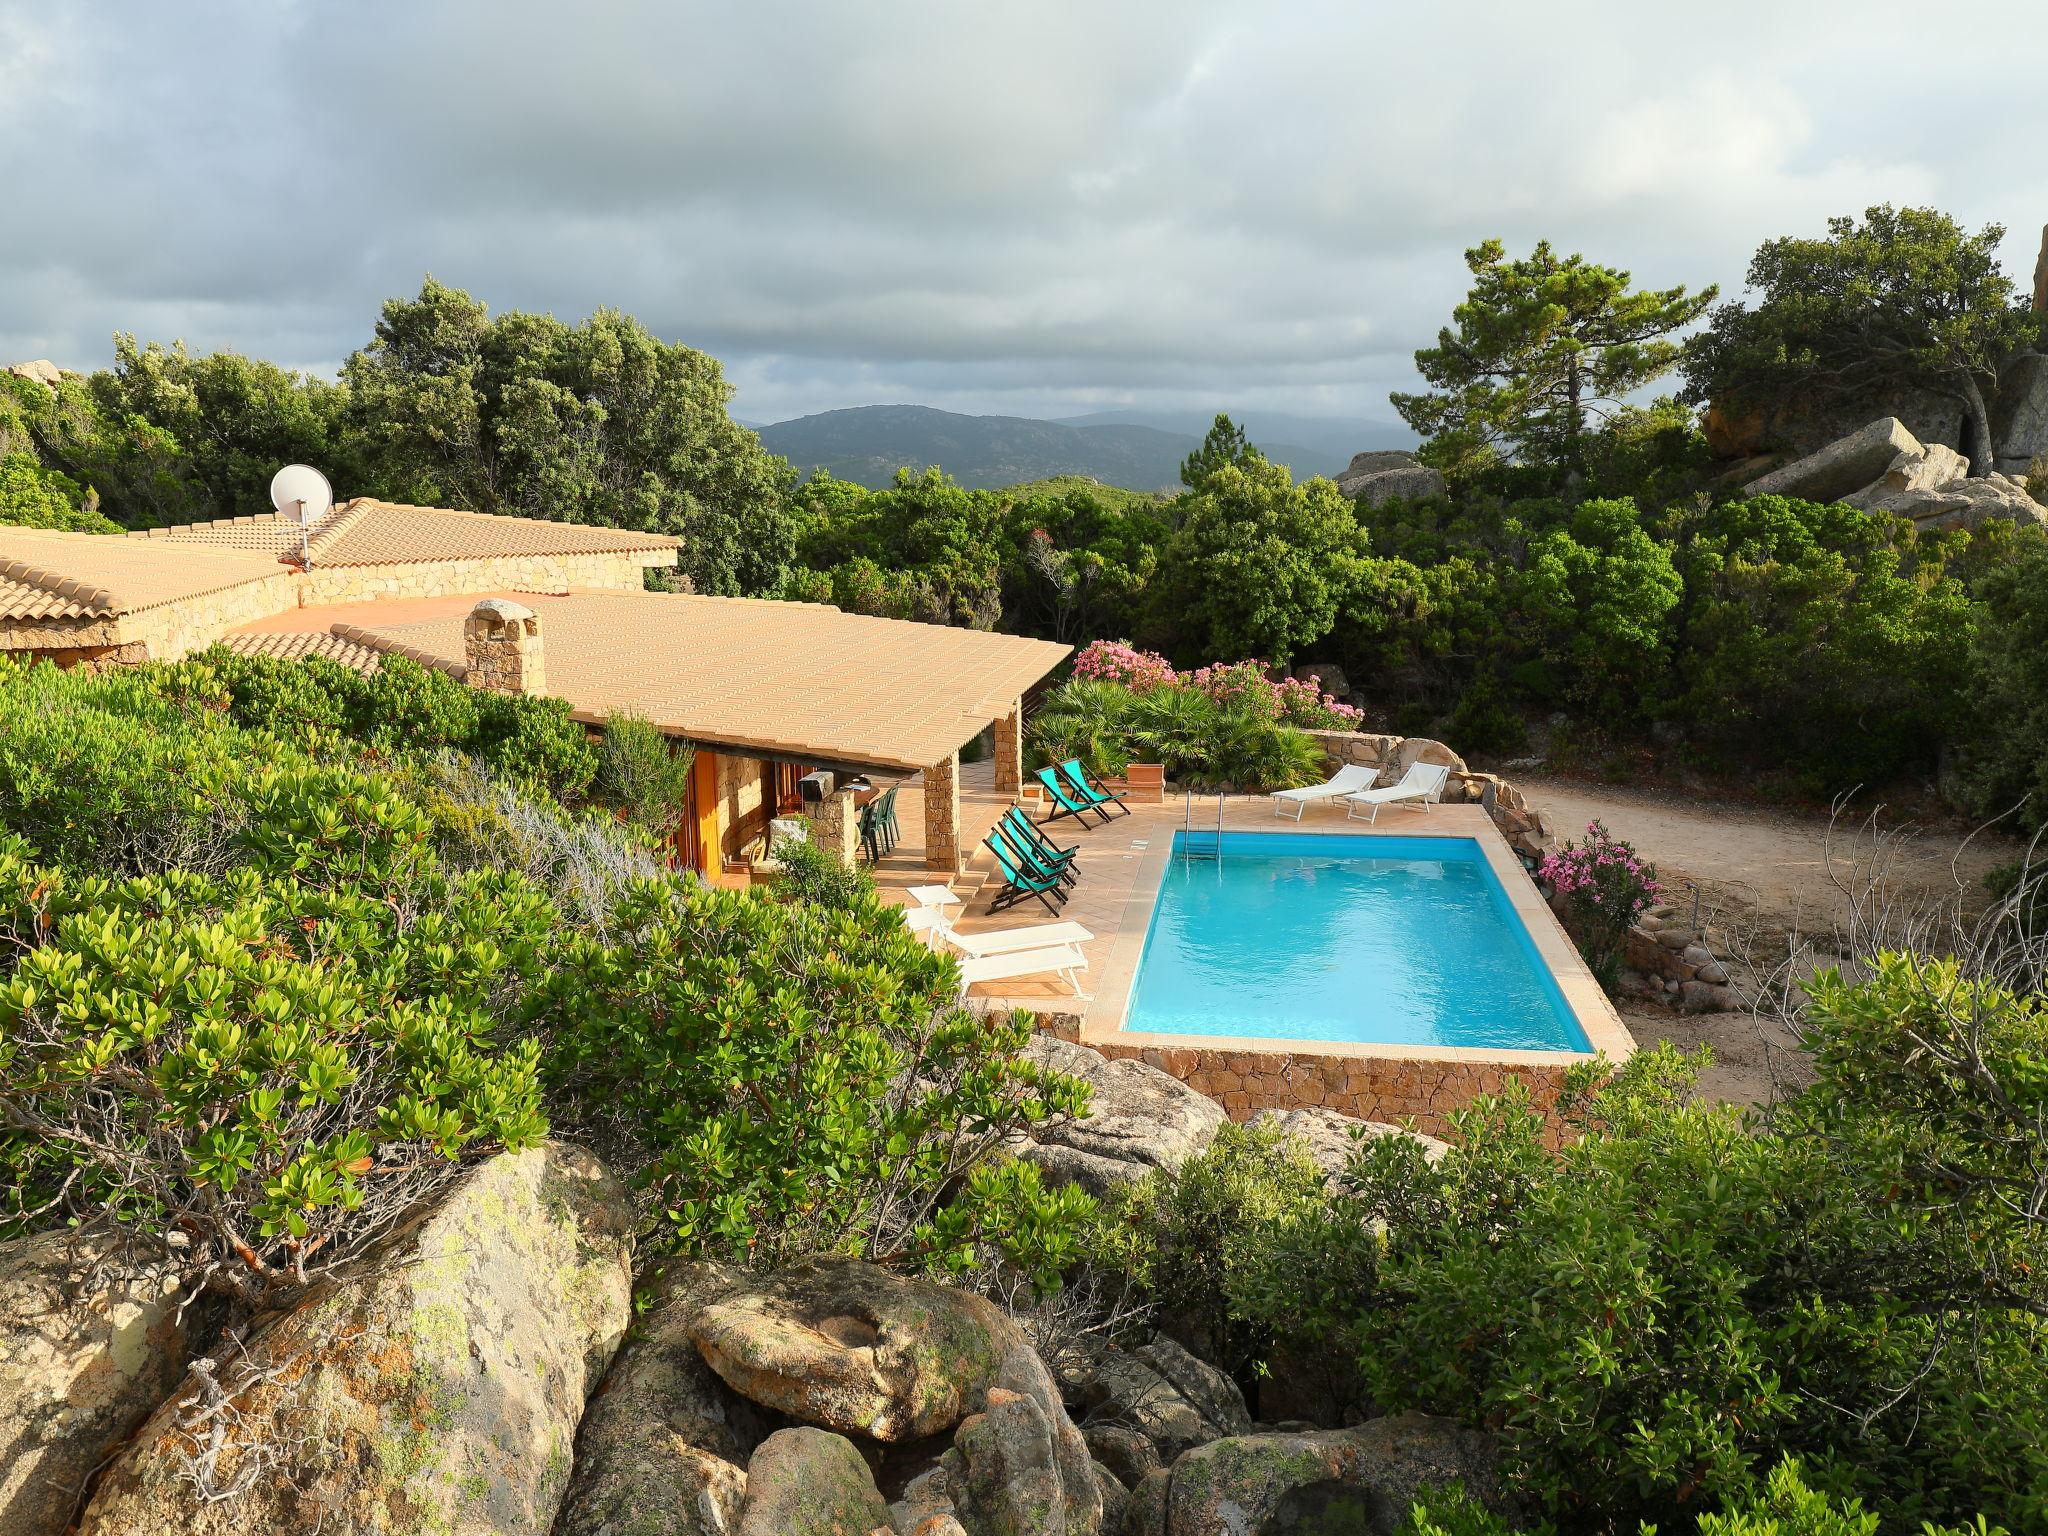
[1120,831,1591,1051]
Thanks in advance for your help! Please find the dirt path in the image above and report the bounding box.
[1516,775,2025,1108]
[1517,776,2019,934]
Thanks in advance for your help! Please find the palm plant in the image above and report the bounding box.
[1026,679,1133,777]
[1125,684,1221,780]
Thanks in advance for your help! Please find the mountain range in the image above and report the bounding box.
[754,404,1412,492]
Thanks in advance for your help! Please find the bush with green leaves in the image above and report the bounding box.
[591,712,695,840]
[529,873,1096,1287]
[1027,675,1324,792]
[182,649,600,799]
[1339,1015,2048,1532]
[1085,1121,1377,1412]
[0,768,554,1302]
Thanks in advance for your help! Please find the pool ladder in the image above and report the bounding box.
[1181,792,1225,861]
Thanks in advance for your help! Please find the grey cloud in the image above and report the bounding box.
[2,0,2043,425]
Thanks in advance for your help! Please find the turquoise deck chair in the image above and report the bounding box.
[1058,759,1129,818]
[984,825,1069,915]
[1035,765,1112,827]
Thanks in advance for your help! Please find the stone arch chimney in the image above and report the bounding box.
[463,598,544,694]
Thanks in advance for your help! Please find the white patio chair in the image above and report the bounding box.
[953,942,1089,998]
[1344,761,1452,824]
[1269,762,1378,820]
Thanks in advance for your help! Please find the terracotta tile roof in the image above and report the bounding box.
[337,589,1071,772]
[0,527,283,621]
[219,630,386,672]
[130,499,680,567]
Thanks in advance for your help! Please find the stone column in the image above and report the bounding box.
[806,787,859,867]
[992,698,1023,795]
[463,598,545,694]
[923,751,961,874]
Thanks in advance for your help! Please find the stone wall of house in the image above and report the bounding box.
[1038,1015,1572,1147]
[1301,728,1556,862]
[0,570,304,666]
[299,550,665,605]
[713,751,770,863]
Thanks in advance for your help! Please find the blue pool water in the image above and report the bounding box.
[1121,832,1589,1051]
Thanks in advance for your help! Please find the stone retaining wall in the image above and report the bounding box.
[1038,1015,1574,1147]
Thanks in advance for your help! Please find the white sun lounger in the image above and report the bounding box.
[940,920,1094,957]
[953,942,1089,998]
[1344,761,1452,824]
[1269,762,1378,820]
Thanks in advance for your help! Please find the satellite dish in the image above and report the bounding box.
[269,464,333,527]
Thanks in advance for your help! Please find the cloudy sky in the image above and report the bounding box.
[3,2,2045,428]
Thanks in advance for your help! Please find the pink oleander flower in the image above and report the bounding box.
[1073,640,1176,691]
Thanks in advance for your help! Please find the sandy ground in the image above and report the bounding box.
[1515,775,2026,1108]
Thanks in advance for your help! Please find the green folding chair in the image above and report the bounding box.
[1002,806,1079,877]
[1059,758,1130,818]
[984,826,1070,915]
[1035,765,1112,827]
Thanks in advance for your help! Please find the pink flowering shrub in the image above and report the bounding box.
[1539,819,1659,992]
[1186,659,1364,729]
[1072,640,1177,691]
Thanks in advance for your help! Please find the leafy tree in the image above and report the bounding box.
[89,336,357,523]
[342,279,798,594]
[1513,496,1683,718]
[0,451,120,532]
[1179,412,1261,489]
[1683,206,2042,473]
[1670,495,1977,790]
[1392,239,1716,480]
[1147,457,1364,664]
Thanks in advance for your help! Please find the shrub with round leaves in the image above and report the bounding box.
[530,873,1096,1287]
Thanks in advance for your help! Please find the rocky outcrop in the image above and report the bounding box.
[1159,1414,1503,1536]
[79,1143,635,1536]
[1336,450,1447,507]
[1248,1107,1449,1186]
[2033,222,2048,316]
[1,1230,209,1536]
[1016,1036,1228,1197]
[1744,416,1926,502]
[4,359,63,390]
[1992,350,2048,477]
[1082,1336,1252,1464]
[733,1427,891,1536]
[554,1262,766,1536]
[1736,416,2047,534]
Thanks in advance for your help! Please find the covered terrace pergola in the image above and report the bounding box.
[227,586,1071,877]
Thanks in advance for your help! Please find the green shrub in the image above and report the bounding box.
[0,830,552,1301]
[772,835,875,911]
[1029,676,1323,792]
[1088,1121,1375,1410]
[592,713,694,838]
[529,875,1096,1287]
[1336,1012,2048,1531]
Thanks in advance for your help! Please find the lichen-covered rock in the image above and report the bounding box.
[1335,452,1448,507]
[1016,1038,1226,1197]
[555,1261,768,1536]
[1248,1108,1448,1188]
[733,1427,890,1536]
[1162,1414,1501,1536]
[0,1229,207,1536]
[1084,1337,1250,1464]
[79,1142,634,1536]
[953,1386,1070,1535]
[1094,1464,1132,1535]
[1125,1468,1170,1536]
[689,1255,1022,1442]
[1083,1423,1161,1490]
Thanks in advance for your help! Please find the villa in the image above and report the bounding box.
[0,499,1068,883]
